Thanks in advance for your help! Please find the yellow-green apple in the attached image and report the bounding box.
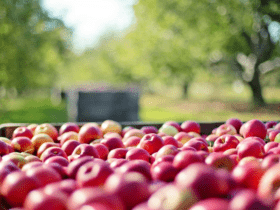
[71,144,99,159]
[147,184,198,210]
[158,125,178,136]
[117,160,152,181]
[101,120,122,135]
[205,152,236,171]
[61,140,81,156]
[104,172,150,209]
[181,121,201,134]
[59,131,79,145]
[31,133,54,152]
[163,121,181,132]
[59,122,80,136]
[67,187,125,210]
[34,123,58,141]
[24,189,67,210]
[138,134,164,155]
[155,145,179,160]
[140,126,158,134]
[107,148,128,159]
[189,198,229,210]
[101,137,125,151]
[78,124,103,144]
[216,124,237,136]
[66,156,95,179]
[125,148,150,162]
[12,126,33,140]
[268,130,280,142]
[174,132,193,144]
[226,118,243,133]
[37,142,59,158]
[76,161,113,188]
[274,133,280,143]
[123,136,141,147]
[11,137,34,154]
[213,135,239,152]
[173,150,202,170]
[241,119,267,139]
[40,147,68,162]
[1,171,40,207]
[151,162,178,182]
[162,136,179,147]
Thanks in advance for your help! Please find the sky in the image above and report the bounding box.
[42,0,137,53]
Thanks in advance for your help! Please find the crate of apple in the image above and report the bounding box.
[0,119,280,209]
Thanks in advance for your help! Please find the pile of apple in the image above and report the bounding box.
[1,119,280,210]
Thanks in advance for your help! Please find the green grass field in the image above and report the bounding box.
[0,85,279,125]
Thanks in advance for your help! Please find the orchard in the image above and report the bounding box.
[1,119,280,209]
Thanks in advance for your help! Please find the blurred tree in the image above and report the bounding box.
[0,0,72,95]
[132,0,280,105]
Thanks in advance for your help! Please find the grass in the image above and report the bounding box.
[0,85,279,125]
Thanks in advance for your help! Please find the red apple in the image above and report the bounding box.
[107,148,128,159]
[121,126,134,137]
[12,126,33,140]
[61,140,81,156]
[215,124,237,136]
[181,121,200,134]
[104,172,150,209]
[101,137,125,151]
[72,144,99,159]
[37,142,59,158]
[2,152,27,168]
[123,136,141,147]
[0,140,10,156]
[76,161,113,188]
[265,121,278,129]
[163,121,181,132]
[268,130,280,142]
[34,123,58,141]
[11,137,34,154]
[109,158,129,170]
[155,145,179,160]
[59,122,80,136]
[67,156,95,179]
[31,134,54,152]
[237,139,265,159]
[44,179,77,196]
[242,119,267,139]
[125,147,150,162]
[151,161,178,182]
[21,161,44,172]
[183,138,209,152]
[123,129,145,140]
[89,143,108,160]
[101,120,122,135]
[213,135,239,152]
[174,132,193,144]
[27,124,38,135]
[264,141,279,153]
[1,171,40,207]
[162,136,179,147]
[0,161,20,188]
[205,152,236,171]
[78,124,103,144]
[59,131,79,145]
[189,198,230,210]
[261,154,280,170]
[173,150,202,171]
[138,134,164,155]
[40,147,68,162]
[275,123,280,130]
[44,156,69,167]
[226,118,243,133]
[140,126,158,134]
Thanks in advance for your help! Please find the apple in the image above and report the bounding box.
[71,144,99,160]
[24,189,68,210]
[152,155,174,169]
[27,124,38,134]
[117,160,152,181]
[59,122,80,136]
[107,148,128,159]
[109,158,129,170]
[40,147,68,162]
[274,133,280,143]
[268,130,280,142]
[125,147,150,162]
[266,147,280,156]
[183,138,209,152]
[123,129,145,140]
[155,145,179,160]
[274,122,280,130]
[59,131,79,145]
[104,172,150,209]
[174,132,193,144]
[12,126,33,139]
[163,121,181,132]
[21,161,44,172]
[147,184,198,210]
[2,152,27,168]
[103,132,122,140]
[11,137,34,154]
[173,150,202,170]
[237,139,265,159]
[226,118,243,133]
[189,198,230,210]
[24,155,41,164]
[215,124,237,136]
[223,148,238,156]
[242,119,267,139]
[101,120,122,135]
[158,125,178,136]
[0,161,20,188]
[37,142,59,158]
[67,187,125,210]
[34,123,58,141]
[78,124,103,144]
[76,161,113,188]
[162,136,179,147]
[26,165,62,187]
[31,134,54,152]
[44,179,77,196]
[123,136,141,147]
[0,137,12,145]
[205,152,236,171]
[67,156,95,179]
[121,126,134,137]
[213,135,239,152]
[44,156,69,167]
[140,126,158,134]
[181,121,200,134]
[1,171,40,207]
[264,141,279,153]
[61,140,81,156]
[138,134,164,155]
[101,137,125,151]
[261,154,280,170]
[0,140,9,156]
[151,162,178,182]
[265,121,278,129]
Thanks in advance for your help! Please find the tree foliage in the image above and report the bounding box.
[0,0,72,94]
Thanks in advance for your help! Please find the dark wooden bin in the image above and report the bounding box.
[0,121,225,139]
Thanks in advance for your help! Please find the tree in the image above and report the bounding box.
[0,0,72,95]
[132,0,280,105]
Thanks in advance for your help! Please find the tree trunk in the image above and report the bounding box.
[247,65,266,106]
[182,82,188,99]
